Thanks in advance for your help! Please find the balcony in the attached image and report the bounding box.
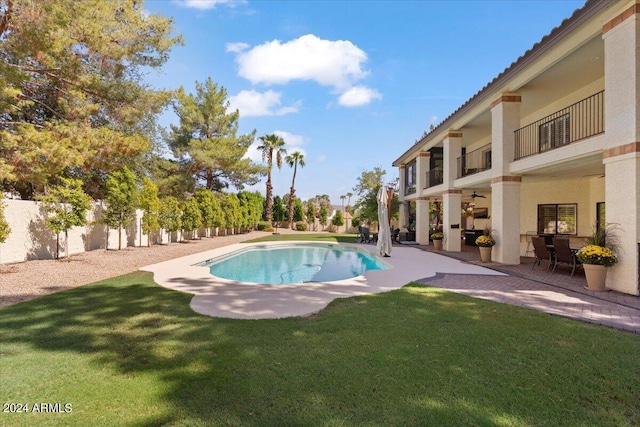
[514,91,604,160]
[425,167,443,188]
[457,143,491,178]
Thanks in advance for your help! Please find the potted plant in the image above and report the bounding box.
[430,231,444,250]
[475,228,495,263]
[576,245,618,291]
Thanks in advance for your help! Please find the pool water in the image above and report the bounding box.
[198,244,388,284]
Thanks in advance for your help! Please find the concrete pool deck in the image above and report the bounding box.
[140,241,506,319]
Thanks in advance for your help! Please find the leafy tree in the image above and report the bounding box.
[332,210,345,228]
[102,167,138,250]
[220,193,240,234]
[272,196,286,226]
[346,192,354,210]
[41,177,92,261]
[168,78,264,192]
[194,188,221,237]
[285,151,305,229]
[181,198,202,240]
[293,198,305,223]
[258,133,287,222]
[158,196,182,243]
[0,193,10,267]
[305,200,316,231]
[239,191,264,232]
[319,205,328,229]
[139,178,160,247]
[353,167,400,226]
[0,0,181,199]
[0,193,10,243]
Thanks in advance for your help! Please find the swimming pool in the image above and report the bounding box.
[197,243,388,284]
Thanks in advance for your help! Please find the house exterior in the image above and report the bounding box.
[392,0,640,295]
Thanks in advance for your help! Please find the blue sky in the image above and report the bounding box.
[144,0,584,206]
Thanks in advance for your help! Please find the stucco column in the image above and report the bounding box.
[491,93,521,264]
[415,197,430,245]
[443,132,462,187]
[602,7,640,295]
[416,152,430,193]
[491,177,521,264]
[443,190,462,252]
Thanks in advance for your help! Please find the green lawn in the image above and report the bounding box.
[1,266,639,426]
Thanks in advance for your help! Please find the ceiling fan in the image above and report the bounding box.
[470,191,486,199]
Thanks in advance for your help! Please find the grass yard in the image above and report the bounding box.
[245,232,359,244]
[1,240,639,426]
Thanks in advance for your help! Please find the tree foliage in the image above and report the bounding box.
[168,78,264,192]
[353,167,389,225]
[257,133,286,222]
[0,193,10,244]
[102,167,138,250]
[158,196,182,240]
[318,205,328,227]
[193,188,222,235]
[220,193,240,233]
[181,198,202,238]
[0,0,182,198]
[238,191,264,231]
[41,177,92,260]
[293,198,305,223]
[139,177,160,246]
[272,195,286,224]
[331,210,345,227]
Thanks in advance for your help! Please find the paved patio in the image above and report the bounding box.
[407,242,640,334]
[142,239,640,334]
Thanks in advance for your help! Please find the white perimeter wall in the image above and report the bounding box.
[0,199,151,264]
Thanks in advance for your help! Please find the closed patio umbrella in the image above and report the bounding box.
[377,186,392,257]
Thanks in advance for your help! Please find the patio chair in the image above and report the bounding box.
[531,236,552,271]
[551,238,581,277]
[357,226,372,243]
[392,228,400,244]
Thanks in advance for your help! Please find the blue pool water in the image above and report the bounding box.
[197,244,388,284]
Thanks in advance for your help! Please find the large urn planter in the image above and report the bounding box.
[433,240,443,251]
[583,264,609,292]
[479,246,492,263]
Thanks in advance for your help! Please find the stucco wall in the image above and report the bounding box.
[0,199,149,264]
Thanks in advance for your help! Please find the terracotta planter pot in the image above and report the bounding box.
[479,246,492,263]
[433,240,443,250]
[583,263,609,291]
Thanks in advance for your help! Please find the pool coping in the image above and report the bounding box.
[140,241,506,319]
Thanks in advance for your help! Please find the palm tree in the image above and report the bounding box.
[257,134,286,222]
[346,192,353,210]
[285,151,306,229]
[340,195,346,211]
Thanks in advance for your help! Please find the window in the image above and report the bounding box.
[539,114,570,152]
[483,149,492,169]
[537,203,577,235]
[405,160,416,195]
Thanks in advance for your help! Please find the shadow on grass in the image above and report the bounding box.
[1,274,639,426]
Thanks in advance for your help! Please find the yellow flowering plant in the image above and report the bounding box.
[576,245,618,267]
[475,228,495,247]
[430,232,444,240]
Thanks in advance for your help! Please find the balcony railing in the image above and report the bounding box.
[514,91,604,160]
[405,184,416,196]
[457,143,492,178]
[425,167,443,188]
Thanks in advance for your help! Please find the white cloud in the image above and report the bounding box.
[317,154,327,163]
[225,42,249,53]
[430,115,439,124]
[228,90,300,117]
[337,86,382,107]
[274,130,306,148]
[173,0,245,10]
[230,34,369,91]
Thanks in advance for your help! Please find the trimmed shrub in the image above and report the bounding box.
[295,221,308,231]
[256,221,274,232]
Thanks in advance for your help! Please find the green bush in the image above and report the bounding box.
[295,221,308,231]
[256,221,274,232]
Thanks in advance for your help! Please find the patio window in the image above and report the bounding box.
[537,203,577,235]
[405,160,416,195]
[539,114,570,152]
